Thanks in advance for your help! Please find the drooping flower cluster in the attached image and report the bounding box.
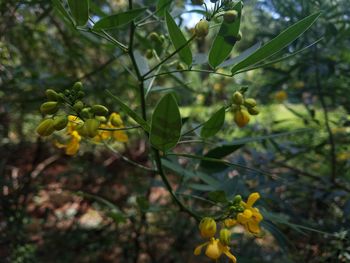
[55,113,128,156]
[36,82,129,156]
[194,193,263,262]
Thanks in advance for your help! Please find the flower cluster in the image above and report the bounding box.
[36,82,128,155]
[194,217,237,262]
[231,90,260,128]
[194,193,263,262]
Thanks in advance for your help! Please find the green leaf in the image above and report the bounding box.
[200,143,244,172]
[157,0,171,17]
[208,1,243,68]
[150,93,182,152]
[52,0,74,25]
[107,90,150,132]
[165,11,192,66]
[67,0,89,26]
[208,190,228,203]
[93,8,147,30]
[200,107,226,138]
[219,42,261,68]
[231,12,321,73]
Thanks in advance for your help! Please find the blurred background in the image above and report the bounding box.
[1,0,350,262]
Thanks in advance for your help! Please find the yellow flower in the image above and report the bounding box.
[94,112,128,142]
[199,217,217,238]
[65,130,81,155]
[194,238,237,263]
[236,192,263,235]
[55,116,82,156]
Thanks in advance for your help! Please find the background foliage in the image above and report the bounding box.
[1,0,350,262]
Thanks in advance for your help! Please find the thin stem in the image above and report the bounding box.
[153,149,201,221]
[105,142,156,173]
[143,68,233,80]
[142,35,196,78]
[98,125,141,131]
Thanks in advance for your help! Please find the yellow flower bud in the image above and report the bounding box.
[91,105,109,116]
[40,102,59,115]
[223,10,238,23]
[199,217,217,238]
[234,109,250,127]
[195,19,209,38]
[36,119,55,136]
[53,116,68,131]
[232,91,244,105]
[219,229,231,246]
[110,113,123,127]
[244,98,257,108]
[45,89,59,101]
[247,106,259,115]
[224,218,237,228]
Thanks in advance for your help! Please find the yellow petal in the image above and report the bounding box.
[222,246,237,263]
[205,239,222,260]
[113,131,128,142]
[247,192,260,207]
[247,221,261,234]
[194,242,208,256]
[237,209,253,223]
[252,209,263,222]
[224,218,237,228]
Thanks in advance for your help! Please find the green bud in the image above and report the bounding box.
[64,89,70,96]
[40,102,59,115]
[73,101,84,112]
[149,32,162,44]
[223,10,238,23]
[146,49,153,59]
[53,116,68,131]
[57,93,65,102]
[248,106,260,115]
[84,119,100,138]
[72,82,83,92]
[176,63,186,71]
[91,105,109,116]
[219,229,231,246]
[36,119,55,136]
[233,195,242,204]
[96,116,107,123]
[244,98,257,108]
[195,19,209,38]
[77,91,85,99]
[45,89,59,101]
[232,91,244,105]
[80,108,91,119]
